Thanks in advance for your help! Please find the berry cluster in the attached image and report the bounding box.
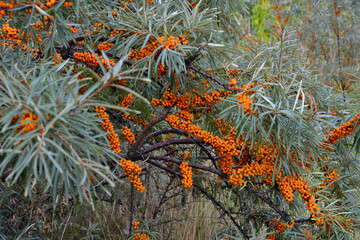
[95,106,121,154]
[289,176,324,225]
[166,114,240,174]
[125,114,148,128]
[0,0,17,18]
[119,94,147,127]
[133,221,140,230]
[230,141,277,187]
[227,140,324,225]
[133,233,151,240]
[303,230,315,240]
[322,169,340,188]
[180,162,193,188]
[121,126,135,145]
[326,114,360,145]
[0,1,72,18]
[73,52,115,69]
[228,79,237,87]
[298,92,318,111]
[236,93,252,114]
[53,53,62,65]
[119,159,145,192]
[323,216,353,237]
[121,94,134,108]
[12,113,38,135]
[267,219,294,238]
[90,173,95,184]
[109,29,128,38]
[130,35,188,61]
[181,151,192,161]
[129,35,188,77]
[268,219,286,233]
[97,42,114,52]
[0,23,21,51]
[278,175,294,203]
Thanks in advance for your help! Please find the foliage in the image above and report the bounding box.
[0,0,359,239]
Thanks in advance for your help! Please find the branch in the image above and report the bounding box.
[187,64,241,93]
[137,128,189,148]
[185,43,209,66]
[44,166,150,213]
[128,107,170,155]
[197,142,220,170]
[141,138,203,154]
[295,217,314,223]
[149,155,224,176]
[137,127,220,171]
[0,168,12,182]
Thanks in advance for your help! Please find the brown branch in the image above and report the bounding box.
[137,128,189,148]
[152,177,176,219]
[141,138,203,154]
[137,127,220,171]
[0,168,12,182]
[197,142,220,170]
[129,185,134,235]
[295,217,313,223]
[149,155,224,176]
[185,43,209,66]
[128,107,170,155]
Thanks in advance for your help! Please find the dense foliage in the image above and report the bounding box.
[0,0,359,239]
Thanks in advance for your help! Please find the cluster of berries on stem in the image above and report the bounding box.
[119,159,145,192]
[180,162,193,188]
[122,126,135,145]
[95,106,121,154]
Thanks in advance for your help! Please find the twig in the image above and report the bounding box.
[187,64,240,93]
[129,185,134,235]
[60,205,74,240]
[295,217,313,223]
[152,178,175,219]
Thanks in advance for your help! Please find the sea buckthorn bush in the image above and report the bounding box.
[0,0,359,239]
